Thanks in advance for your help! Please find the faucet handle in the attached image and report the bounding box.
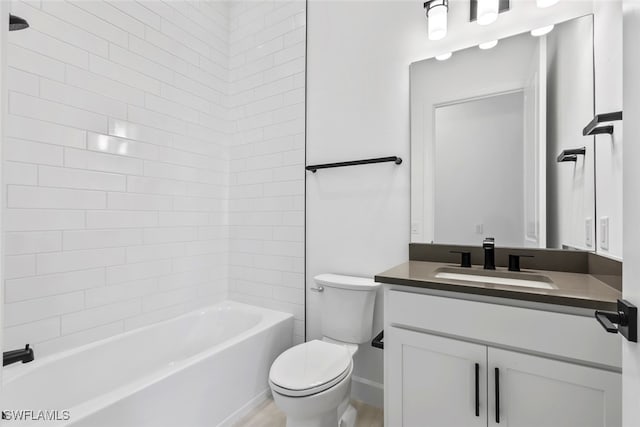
[483,237,495,248]
[450,251,472,268]
[508,254,534,272]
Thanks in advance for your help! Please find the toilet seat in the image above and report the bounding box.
[270,363,352,397]
[269,340,353,397]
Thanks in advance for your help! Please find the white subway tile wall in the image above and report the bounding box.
[4,0,306,356]
[228,1,306,344]
[4,0,234,356]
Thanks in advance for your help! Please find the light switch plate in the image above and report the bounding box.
[600,217,609,250]
[411,222,420,235]
[585,217,593,247]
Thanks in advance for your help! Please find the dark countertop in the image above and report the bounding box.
[375,261,621,311]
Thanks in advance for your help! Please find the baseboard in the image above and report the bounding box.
[351,375,384,409]
[217,389,270,427]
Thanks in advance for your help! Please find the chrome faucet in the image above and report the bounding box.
[483,237,496,270]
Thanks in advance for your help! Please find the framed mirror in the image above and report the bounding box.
[410,14,598,251]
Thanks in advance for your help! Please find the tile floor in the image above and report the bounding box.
[234,398,383,427]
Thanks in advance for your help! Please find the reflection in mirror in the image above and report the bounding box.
[410,15,595,251]
[434,92,527,247]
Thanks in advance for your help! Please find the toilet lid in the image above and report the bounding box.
[269,340,352,396]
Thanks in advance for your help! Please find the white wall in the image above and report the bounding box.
[307,0,595,407]
[227,0,306,345]
[434,92,525,246]
[622,2,640,425]
[3,0,231,356]
[306,1,418,406]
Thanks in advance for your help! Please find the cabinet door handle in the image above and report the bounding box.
[495,367,500,423]
[475,363,480,417]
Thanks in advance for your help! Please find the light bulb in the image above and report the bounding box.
[531,25,554,37]
[427,3,448,41]
[536,0,559,7]
[479,40,498,50]
[435,52,452,61]
[477,0,499,26]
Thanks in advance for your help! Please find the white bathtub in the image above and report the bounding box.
[1,301,293,427]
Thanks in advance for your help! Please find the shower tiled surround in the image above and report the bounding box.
[227,1,306,344]
[3,0,306,355]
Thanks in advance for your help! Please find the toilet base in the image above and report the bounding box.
[339,403,357,427]
[270,365,354,427]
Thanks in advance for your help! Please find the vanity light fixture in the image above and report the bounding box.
[424,0,448,41]
[531,25,554,37]
[536,0,559,8]
[476,0,499,25]
[479,40,498,50]
[435,52,452,61]
[470,0,509,25]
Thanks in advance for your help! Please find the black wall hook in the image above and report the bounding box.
[557,147,586,163]
[583,111,622,136]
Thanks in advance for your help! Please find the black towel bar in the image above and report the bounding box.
[306,156,402,173]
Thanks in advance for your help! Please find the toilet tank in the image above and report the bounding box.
[314,274,381,344]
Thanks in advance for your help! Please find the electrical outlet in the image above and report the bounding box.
[475,224,484,234]
[600,217,609,250]
[585,217,593,247]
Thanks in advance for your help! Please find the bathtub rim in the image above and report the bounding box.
[2,300,293,386]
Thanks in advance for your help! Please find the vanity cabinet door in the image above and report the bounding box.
[487,348,621,427]
[386,327,487,427]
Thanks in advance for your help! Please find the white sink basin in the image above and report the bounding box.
[434,271,555,290]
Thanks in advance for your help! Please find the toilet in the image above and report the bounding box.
[269,274,380,427]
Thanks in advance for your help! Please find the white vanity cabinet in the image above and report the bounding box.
[385,289,622,427]
[384,327,487,427]
[387,328,487,427]
[486,348,620,427]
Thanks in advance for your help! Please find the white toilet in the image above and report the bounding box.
[269,274,380,427]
